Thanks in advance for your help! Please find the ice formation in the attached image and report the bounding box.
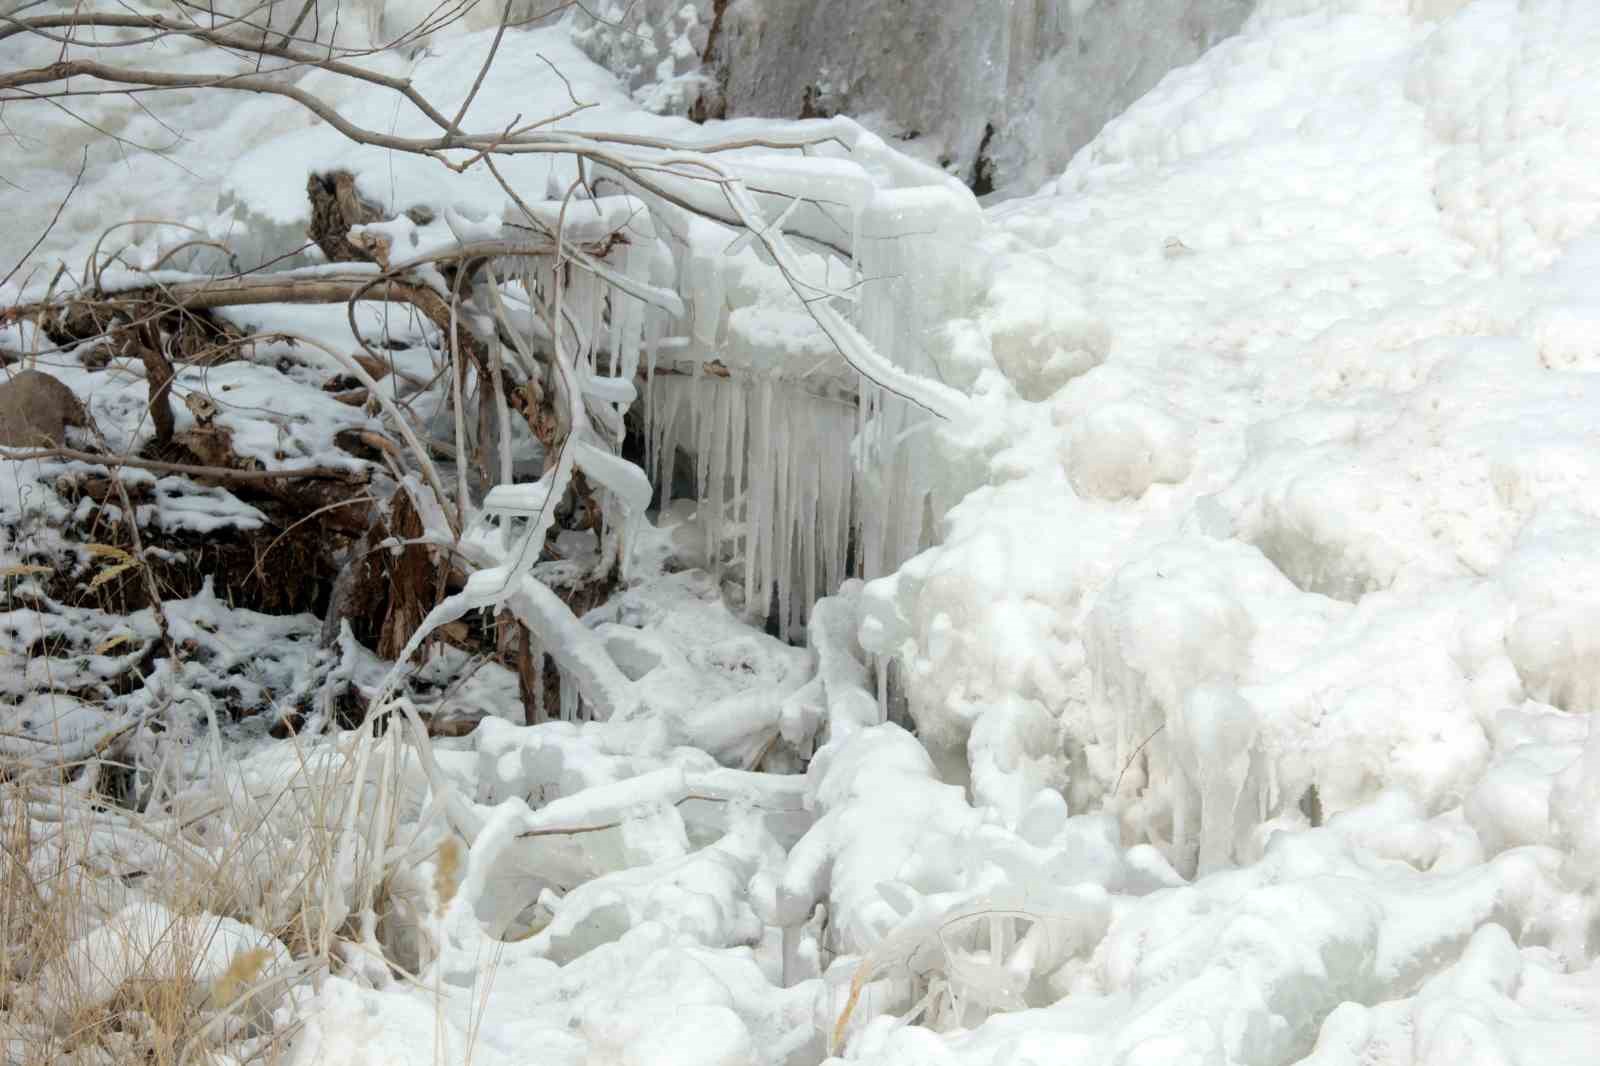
[567,0,1259,193]
[635,131,985,637]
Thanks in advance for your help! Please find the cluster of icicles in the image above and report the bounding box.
[641,181,982,640]
[384,133,983,735]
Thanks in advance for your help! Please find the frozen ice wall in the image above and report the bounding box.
[568,0,1257,194]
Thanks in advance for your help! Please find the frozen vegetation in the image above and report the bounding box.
[4,1,1600,1065]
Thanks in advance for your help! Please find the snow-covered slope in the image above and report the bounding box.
[836,0,1600,1060]
[868,0,1600,856]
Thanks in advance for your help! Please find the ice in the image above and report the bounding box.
[526,810,771,964]
[966,697,1070,832]
[649,376,860,638]
[813,0,1600,1055]
[1550,712,1600,890]
[568,0,1256,194]
[623,126,988,636]
[1178,684,1262,876]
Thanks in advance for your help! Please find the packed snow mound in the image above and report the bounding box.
[846,0,1600,1055]
[869,0,1600,817]
[1065,401,1195,500]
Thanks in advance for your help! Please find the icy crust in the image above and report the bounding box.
[631,121,988,635]
[0,1,536,276]
[849,829,1597,1066]
[243,2,1600,1056]
[33,902,293,1020]
[1,554,831,1065]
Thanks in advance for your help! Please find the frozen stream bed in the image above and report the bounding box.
[6,2,1600,1065]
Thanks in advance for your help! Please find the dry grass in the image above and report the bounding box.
[0,687,427,1066]
[0,485,454,1065]
[1,763,284,1066]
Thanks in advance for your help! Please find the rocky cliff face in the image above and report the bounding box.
[565,0,1257,195]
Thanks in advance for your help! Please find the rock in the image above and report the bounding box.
[0,368,89,448]
[567,0,1258,193]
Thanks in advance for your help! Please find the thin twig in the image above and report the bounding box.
[1114,724,1166,797]
[0,444,361,482]
[0,145,86,292]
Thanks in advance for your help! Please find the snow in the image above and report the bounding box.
[844,0,1600,1058]
[35,902,292,1017]
[1066,401,1196,501]
[10,1,1600,1065]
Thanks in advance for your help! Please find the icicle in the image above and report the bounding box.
[773,391,794,641]
[1183,686,1259,876]
[730,382,748,575]
[655,377,687,515]
[618,241,645,383]
[645,373,657,500]
[645,310,662,382]
[695,374,715,518]
[607,239,637,382]
[587,270,604,376]
[854,381,874,580]
[850,200,863,325]
[560,671,579,723]
[1171,760,1191,874]
[606,277,622,380]
[706,382,732,575]
[691,245,726,353]
[876,654,889,724]
[800,427,818,623]
[823,398,851,593]
[787,399,811,637]
[689,358,705,513]
[563,284,593,370]
[644,309,662,476]
[746,380,774,618]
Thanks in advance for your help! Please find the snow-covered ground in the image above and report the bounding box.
[7,1,1600,1064]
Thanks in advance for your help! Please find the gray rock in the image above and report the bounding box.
[567,0,1257,195]
[0,369,89,448]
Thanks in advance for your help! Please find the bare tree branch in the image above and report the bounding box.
[0,444,361,482]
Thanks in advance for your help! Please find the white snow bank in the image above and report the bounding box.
[833,0,1600,1058]
[868,0,1600,854]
